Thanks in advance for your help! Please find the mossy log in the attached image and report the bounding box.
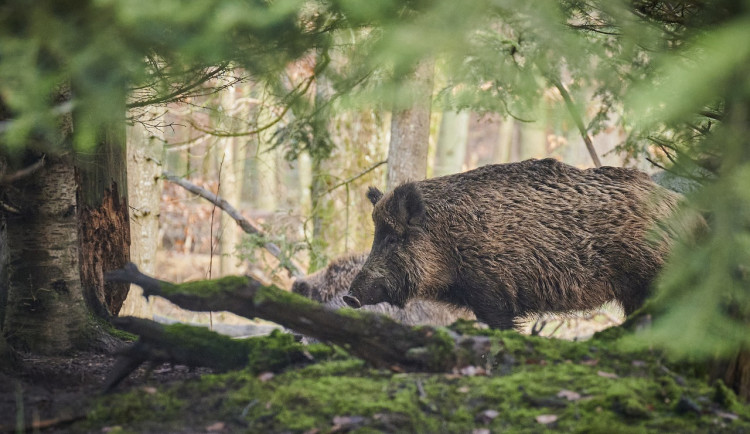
[103,317,313,391]
[106,263,491,374]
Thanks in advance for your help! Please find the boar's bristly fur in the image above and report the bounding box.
[347,158,686,330]
[292,253,474,326]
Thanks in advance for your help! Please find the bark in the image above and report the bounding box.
[106,263,491,374]
[76,126,131,318]
[218,129,242,276]
[120,113,165,318]
[494,118,515,164]
[386,60,435,190]
[4,156,90,353]
[434,111,469,176]
[718,350,750,401]
[1,86,129,353]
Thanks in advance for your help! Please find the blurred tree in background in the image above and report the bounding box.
[1,0,749,397]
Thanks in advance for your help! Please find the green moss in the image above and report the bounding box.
[252,283,320,307]
[713,379,742,413]
[87,389,185,427]
[160,275,252,297]
[76,327,750,433]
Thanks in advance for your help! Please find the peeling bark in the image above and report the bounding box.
[78,185,131,317]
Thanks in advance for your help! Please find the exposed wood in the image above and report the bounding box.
[163,172,304,278]
[106,263,491,374]
[76,117,131,317]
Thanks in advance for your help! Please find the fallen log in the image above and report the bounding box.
[106,263,491,374]
[103,317,312,391]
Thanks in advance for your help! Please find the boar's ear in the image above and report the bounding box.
[366,186,384,206]
[393,183,425,229]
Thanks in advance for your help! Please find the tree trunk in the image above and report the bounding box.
[434,110,469,176]
[76,127,131,320]
[4,156,91,353]
[386,60,435,190]
[120,110,165,318]
[219,86,243,277]
[1,97,129,354]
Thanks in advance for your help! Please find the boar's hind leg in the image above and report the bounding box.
[617,283,651,317]
[471,305,516,330]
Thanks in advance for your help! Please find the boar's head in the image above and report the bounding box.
[345,183,447,309]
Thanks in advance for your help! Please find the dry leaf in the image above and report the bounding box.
[476,409,500,424]
[205,422,225,432]
[258,372,275,382]
[557,390,581,401]
[536,414,558,424]
[597,370,618,379]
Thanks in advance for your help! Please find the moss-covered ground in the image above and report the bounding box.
[76,323,750,433]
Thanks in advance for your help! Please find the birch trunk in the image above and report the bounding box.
[386,60,435,190]
[434,111,469,176]
[120,111,165,318]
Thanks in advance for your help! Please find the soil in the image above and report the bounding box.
[0,348,212,433]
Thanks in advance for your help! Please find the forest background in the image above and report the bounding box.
[1,0,750,426]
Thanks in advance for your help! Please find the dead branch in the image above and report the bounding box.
[0,155,46,185]
[550,78,602,168]
[163,172,304,278]
[325,160,387,195]
[106,263,491,374]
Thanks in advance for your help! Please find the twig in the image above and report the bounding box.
[0,155,46,184]
[550,78,602,168]
[325,160,387,195]
[163,172,304,278]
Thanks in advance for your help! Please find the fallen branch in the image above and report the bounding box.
[163,172,304,278]
[106,264,491,374]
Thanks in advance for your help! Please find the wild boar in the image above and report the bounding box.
[344,158,683,329]
[292,253,474,326]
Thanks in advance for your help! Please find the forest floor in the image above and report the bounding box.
[2,321,750,433]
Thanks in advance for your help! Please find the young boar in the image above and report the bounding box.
[344,158,684,329]
[292,253,474,326]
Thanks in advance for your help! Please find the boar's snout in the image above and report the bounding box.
[342,294,362,308]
